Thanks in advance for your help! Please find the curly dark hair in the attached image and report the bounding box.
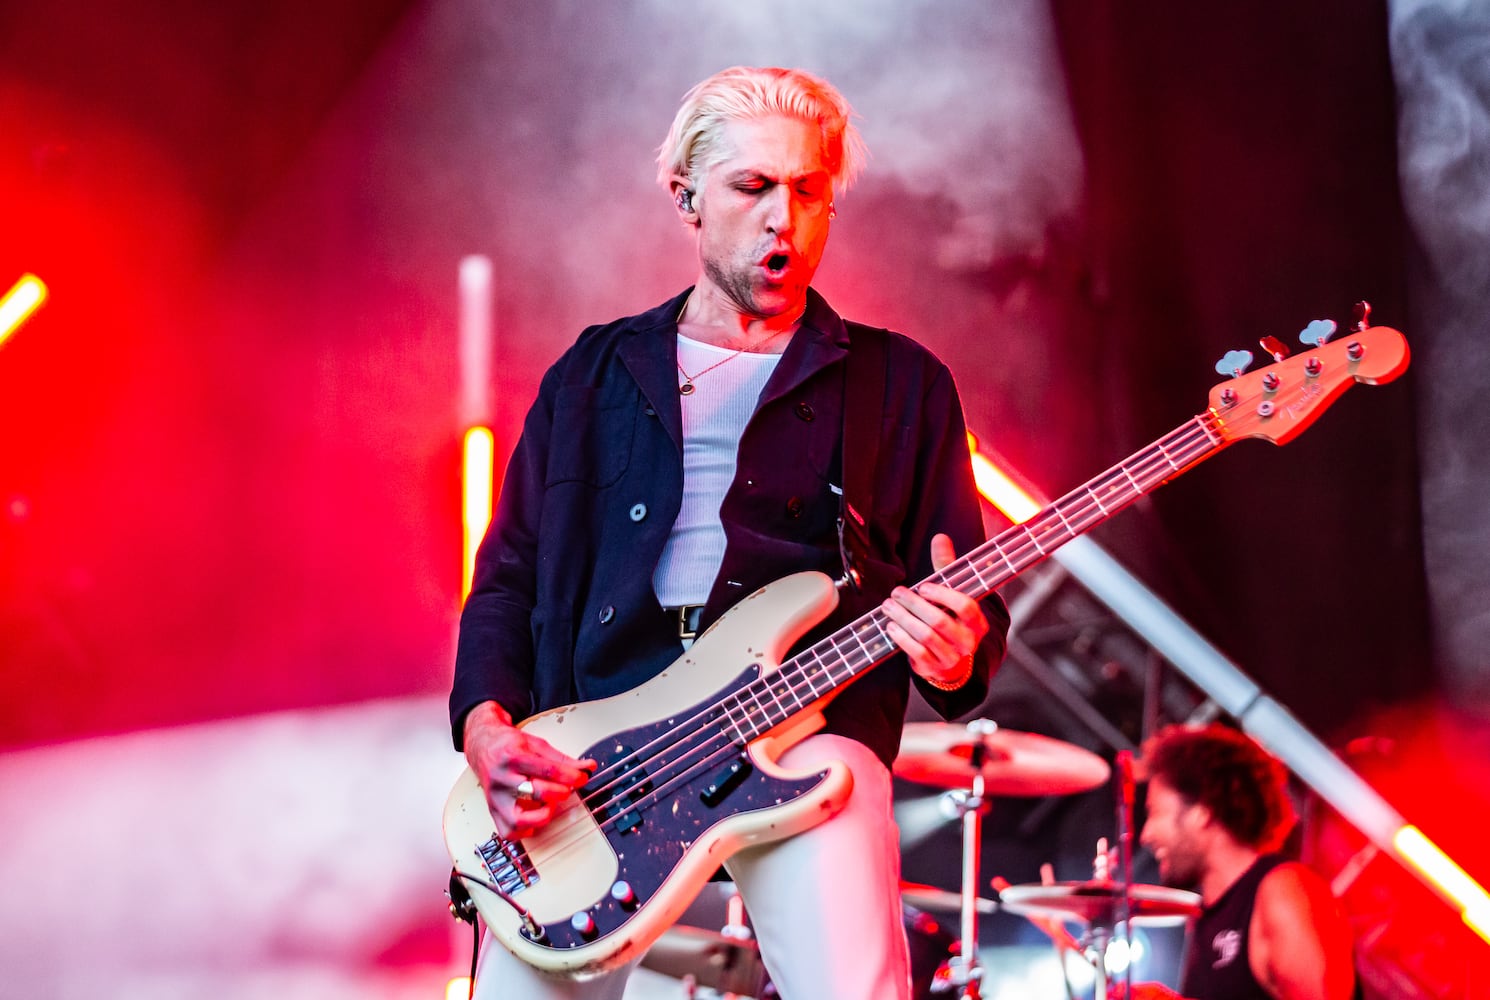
[1142,724,1296,852]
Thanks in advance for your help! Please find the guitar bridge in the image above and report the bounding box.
[477,836,538,896]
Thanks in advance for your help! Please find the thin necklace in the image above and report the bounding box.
[676,327,790,395]
[675,292,800,395]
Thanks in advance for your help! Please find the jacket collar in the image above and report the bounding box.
[615,286,851,449]
[759,287,850,409]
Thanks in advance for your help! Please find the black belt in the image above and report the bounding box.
[665,605,706,640]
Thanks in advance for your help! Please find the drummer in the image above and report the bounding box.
[1122,724,1357,1000]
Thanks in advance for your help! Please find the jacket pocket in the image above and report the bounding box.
[545,385,635,488]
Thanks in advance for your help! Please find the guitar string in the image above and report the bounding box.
[488,418,1224,886]
[488,439,1227,903]
[489,419,1224,889]
[519,417,1222,861]
[556,412,1223,813]
[566,412,1222,804]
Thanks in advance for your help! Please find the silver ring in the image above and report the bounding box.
[514,779,536,801]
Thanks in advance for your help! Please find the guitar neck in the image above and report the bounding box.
[718,412,1228,741]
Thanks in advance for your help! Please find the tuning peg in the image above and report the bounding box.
[1259,335,1290,362]
[1353,300,1372,331]
[1299,319,1337,347]
[1215,349,1254,379]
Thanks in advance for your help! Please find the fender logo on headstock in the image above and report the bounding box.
[1283,379,1326,421]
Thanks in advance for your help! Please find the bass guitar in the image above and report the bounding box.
[443,319,1408,975]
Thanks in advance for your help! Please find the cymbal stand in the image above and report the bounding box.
[1072,835,1124,1000]
[1113,750,1137,997]
[934,721,997,999]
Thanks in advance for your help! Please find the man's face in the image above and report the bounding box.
[692,114,834,319]
[1140,777,1209,888]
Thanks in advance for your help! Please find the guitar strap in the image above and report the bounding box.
[838,321,888,592]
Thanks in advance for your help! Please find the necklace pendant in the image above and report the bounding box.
[679,382,695,396]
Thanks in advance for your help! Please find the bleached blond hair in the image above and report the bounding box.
[656,66,867,195]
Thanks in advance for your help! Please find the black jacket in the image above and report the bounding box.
[450,287,1009,767]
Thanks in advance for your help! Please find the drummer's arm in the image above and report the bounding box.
[1251,864,1355,1000]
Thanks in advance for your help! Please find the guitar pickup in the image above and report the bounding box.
[701,756,753,807]
[592,744,652,835]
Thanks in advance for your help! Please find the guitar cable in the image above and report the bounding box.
[453,867,546,940]
[447,869,481,999]
[465,911,478,1000]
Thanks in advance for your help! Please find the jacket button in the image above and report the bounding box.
[644,405,656,416]
[629,503,648,522]
[794,402,815,422]
[598,605,615,624]
[785,496,804,519]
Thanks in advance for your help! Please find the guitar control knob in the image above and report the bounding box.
[610,881,638,910]
[571,911,598,939]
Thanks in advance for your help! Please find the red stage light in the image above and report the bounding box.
[462,427,495,601]
[967,431,1042,523]
[0,273,48,348]
[1395,825,1490,945]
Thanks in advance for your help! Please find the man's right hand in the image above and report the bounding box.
[462,701,597,840]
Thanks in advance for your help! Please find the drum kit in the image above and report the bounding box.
[636,719,1200,1000]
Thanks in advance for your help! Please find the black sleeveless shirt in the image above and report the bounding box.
[1181,854,1288,999]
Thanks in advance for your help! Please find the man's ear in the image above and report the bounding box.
[669,175,699,226]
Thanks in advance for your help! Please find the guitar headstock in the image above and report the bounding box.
[1208,325,1409,446]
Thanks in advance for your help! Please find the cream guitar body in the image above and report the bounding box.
[443,570,853,977]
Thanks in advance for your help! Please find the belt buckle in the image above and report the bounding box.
[676,605,702,640]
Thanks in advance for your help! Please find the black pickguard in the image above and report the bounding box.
[522,665,827,951]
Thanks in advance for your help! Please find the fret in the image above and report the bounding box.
[1090,482,1112,514]
[720,703,745,745]
[966,556,992,592]
[837,626,872,675]
[860,616,893,665]
[1021,522,1048,556]
[1156,436,1181,474]
[744,680,773,730]
[722,691,754,741]
[1051,501,1076,536]
[761,675,792,727]
[996,543,1019,578]
[798,653,826,698]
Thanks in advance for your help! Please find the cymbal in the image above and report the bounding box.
[893,721,1111,796]
[998,880,1200,927]
[640,924,769,996]
[900,880,998,915]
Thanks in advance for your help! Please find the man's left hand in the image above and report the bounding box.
[880,533,989,689]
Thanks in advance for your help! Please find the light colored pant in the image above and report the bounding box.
[471,733,911,1000]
